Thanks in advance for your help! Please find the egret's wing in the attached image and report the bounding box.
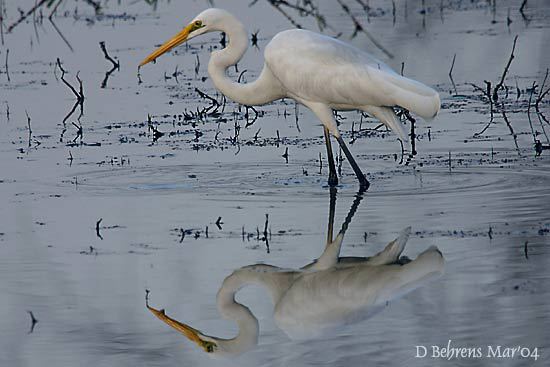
[265,30,439,119]
[274,245,444,339]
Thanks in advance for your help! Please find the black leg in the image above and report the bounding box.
[335,135,370,189]
[324,127,338,187]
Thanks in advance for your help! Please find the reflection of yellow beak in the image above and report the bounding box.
[147,305,216,353]
[139,23,194,67]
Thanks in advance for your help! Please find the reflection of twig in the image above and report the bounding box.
[48,1,74,52]
[501,104,520,155]
[57,58,85,124]
[7,0,48,33]
[264,0,302,29]
[336,0,393,58]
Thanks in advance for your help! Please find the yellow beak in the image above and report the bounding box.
[147,304,216,353]
[139,23,195,67]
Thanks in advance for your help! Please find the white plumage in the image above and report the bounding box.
[147,227,444,356]
[140,8,441,188]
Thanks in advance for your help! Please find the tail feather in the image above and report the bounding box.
[372,69,441,119]
[363,105,408,142]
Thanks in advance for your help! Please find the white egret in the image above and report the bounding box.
[147,226,444,356]
[139,8,440,189]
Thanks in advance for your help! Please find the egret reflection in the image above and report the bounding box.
[147,188,444,356]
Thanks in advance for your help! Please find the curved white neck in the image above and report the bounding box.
[214,270,260,354]
[207,16,283,106]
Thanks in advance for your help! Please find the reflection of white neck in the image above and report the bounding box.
[207,14,284,106]
[213,265,296,354]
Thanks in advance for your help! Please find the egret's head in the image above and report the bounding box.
[147,305,219,354]
[139,8,233,67]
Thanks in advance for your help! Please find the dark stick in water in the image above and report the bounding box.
[0,0,4,45]
[7,0,48,33]
[4,48,9,82]
[449,53,457,95]
[493,35,518,102]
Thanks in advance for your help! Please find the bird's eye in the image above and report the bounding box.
[194,20,202,27]
[202,341,216,353]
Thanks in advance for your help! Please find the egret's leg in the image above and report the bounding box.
[335,135,370,189]
[305,102,370,189]
[324,127,338,187]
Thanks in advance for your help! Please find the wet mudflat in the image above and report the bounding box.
[1,0,549,366]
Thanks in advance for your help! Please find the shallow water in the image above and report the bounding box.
[1,0,549,366]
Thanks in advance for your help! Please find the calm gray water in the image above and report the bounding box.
[1,0,549,366]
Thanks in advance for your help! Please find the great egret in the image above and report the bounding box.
[146,189,445,356]
[139,8,440,189]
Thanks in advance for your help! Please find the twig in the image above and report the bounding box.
[99,41,120,69]
[263,214,270,253]
[535,68,550,112]
[56,58,82,102]
[27,311,38,334]
[493,35,518,102]
[26,110,32,148]
[100,41,120,88]
[449,53,457,95]
[527,81,537,144]
[0,0,4,45]
[473,81,494,136]
[4,48,9,82]
[519,0,528,20]
[96,218,103,240]
[83,0,102,14]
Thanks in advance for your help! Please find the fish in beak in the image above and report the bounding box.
[147,304,217,353]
